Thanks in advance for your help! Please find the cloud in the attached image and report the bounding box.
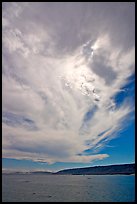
[2,2,135,164]
[2,112,38,131]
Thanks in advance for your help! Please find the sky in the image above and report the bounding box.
[2,2,135,172]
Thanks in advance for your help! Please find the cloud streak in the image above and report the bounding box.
[2,2,135,164]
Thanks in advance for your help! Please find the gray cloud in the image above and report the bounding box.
[2,112,38,131]
[91,55,117,85]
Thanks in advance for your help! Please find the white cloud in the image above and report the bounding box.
[2,2,135,164]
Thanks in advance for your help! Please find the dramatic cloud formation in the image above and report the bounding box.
[2,2,135,164]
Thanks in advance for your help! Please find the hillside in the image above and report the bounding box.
[55,163,135,175]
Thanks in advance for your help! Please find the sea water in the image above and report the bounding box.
[2,174,135,202]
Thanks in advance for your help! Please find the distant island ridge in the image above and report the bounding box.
[3,163,135,175]
[55,163,135,175]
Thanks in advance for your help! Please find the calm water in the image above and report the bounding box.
[2,174,135,202]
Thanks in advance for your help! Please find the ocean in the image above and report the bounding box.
[2,174,135,202]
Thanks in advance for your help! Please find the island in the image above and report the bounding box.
[55,163,135,175]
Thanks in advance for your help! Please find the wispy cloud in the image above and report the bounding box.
[2,2,135,164]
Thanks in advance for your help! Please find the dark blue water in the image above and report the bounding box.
[2,174,135,202]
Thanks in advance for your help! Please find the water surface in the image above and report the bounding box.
[2,174,135,202]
